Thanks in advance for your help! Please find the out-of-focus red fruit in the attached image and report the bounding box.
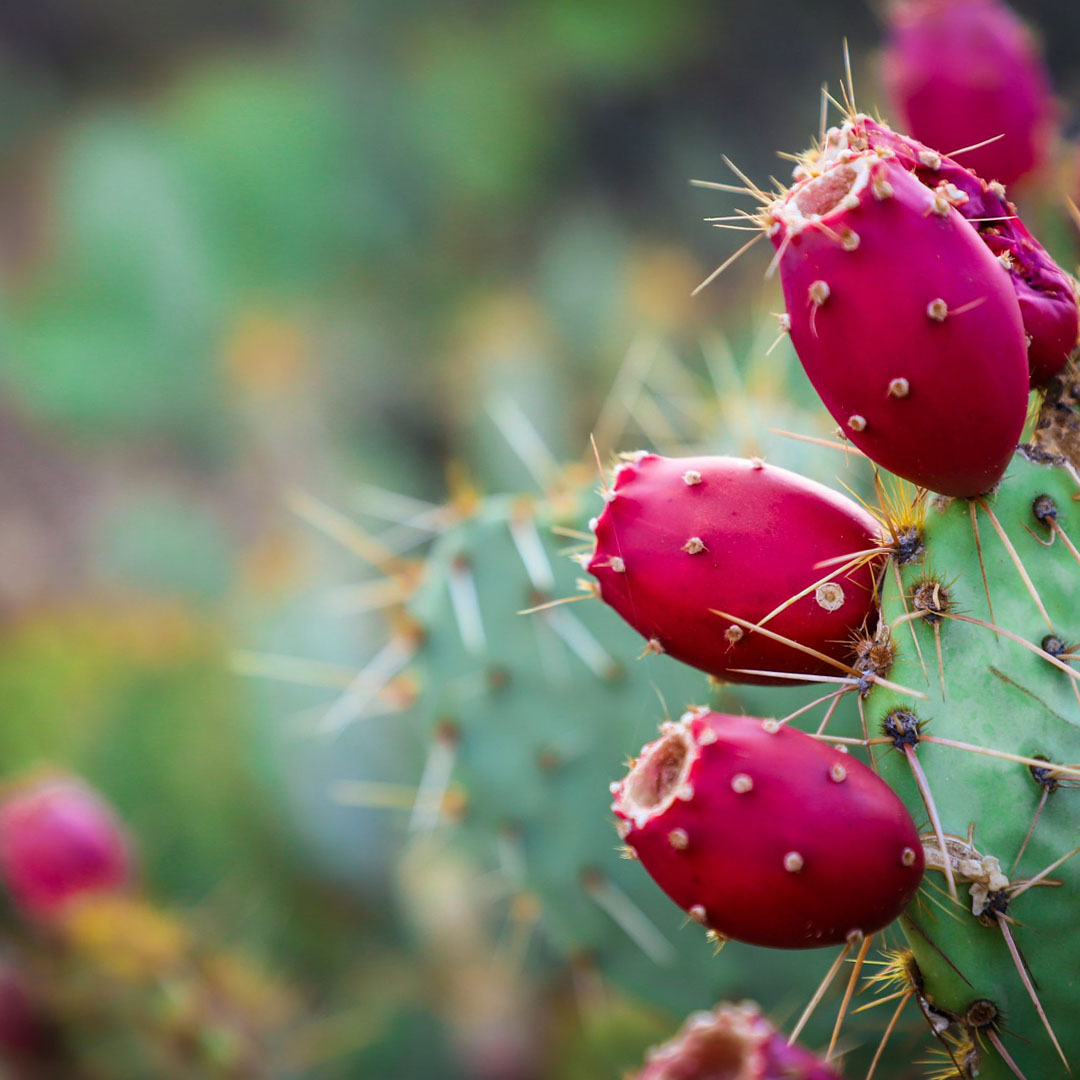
[0,776,132,918]
[883,0,1055,188]
[631,1001,840,1080]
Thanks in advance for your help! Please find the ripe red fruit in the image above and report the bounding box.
[883,0,1055,188]
[612,711,924,949]
[586,453,881,685]
[0,776,132,918]
[632,1002,839,1080]
[856,115,1079,386]
[770,147,1029,495]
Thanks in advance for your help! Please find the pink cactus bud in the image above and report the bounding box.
[770,142,1029,496]
[0,776,132,918]
[856,115,1079,385]
[586,454,880,685]
[882,0,1056,188]
[631,1001,839,1080]
[612,712,924,949]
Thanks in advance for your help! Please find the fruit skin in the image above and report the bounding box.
[770,151,1029,496]
[0,776,132,918]
[852,115,1079,385]
[612,711,924,949]
[882,0,1055,188]
[631,1001,840,1080]
[587,453,881,684]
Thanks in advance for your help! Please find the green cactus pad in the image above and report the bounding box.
[398,484,850,1019]
[871,450,1080,1079]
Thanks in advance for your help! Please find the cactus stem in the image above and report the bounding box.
[691,233,766,297]
[864,990,913,1080]
[1011,787,1050,874]
[995,913,1070,1074]
[827,931,872,1060]
[974,497,1053,630]
[788,941,854,1045]
[968,500,997,629]
[902,745,959,900]
[942,612,1080,686]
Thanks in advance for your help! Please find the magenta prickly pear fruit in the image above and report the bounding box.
[769,146,1030,495]
[586,453,881,684]
[882,0,1055,188]
[853,115,1079,385]
[0,776,132,918]
[612,711,924,949]
[632,1001,839,1080]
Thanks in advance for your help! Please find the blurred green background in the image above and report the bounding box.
[0,1,1078,1077]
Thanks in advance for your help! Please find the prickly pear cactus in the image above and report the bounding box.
[868,407,1080,1078]
[395,478,843,1015]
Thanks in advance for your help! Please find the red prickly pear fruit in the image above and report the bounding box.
[611,711,924,949]
[769,151,1029,496]
[632,1001,840,1080]
[586,454,881,685]
[0,776,132,918]
[882,0,1055,188]
[851,115,1079,385]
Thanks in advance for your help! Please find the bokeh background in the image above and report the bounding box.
[0,1,1078,1077]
